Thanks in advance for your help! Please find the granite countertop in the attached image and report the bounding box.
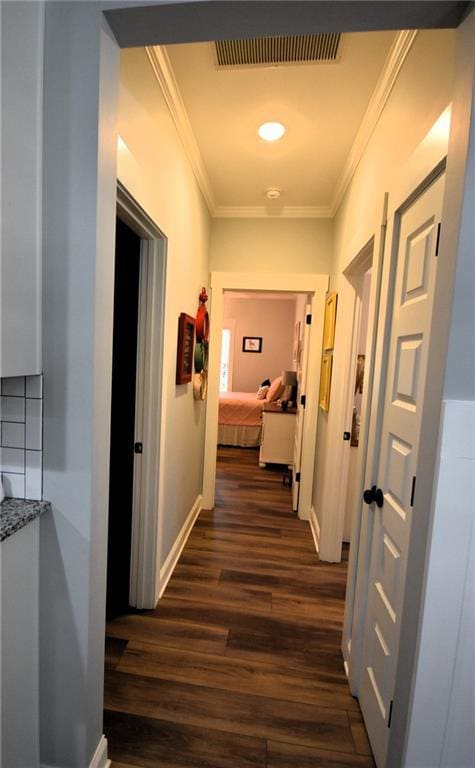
[0,498,51,542]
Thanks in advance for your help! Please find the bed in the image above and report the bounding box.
[218,391,265,447]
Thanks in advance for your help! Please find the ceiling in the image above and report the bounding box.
[162,31,397,216]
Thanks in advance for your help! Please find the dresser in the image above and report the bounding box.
[259,403,297,467]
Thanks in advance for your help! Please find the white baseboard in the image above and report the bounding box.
[158,494,202,599]
[309,505,320,554]
[41,735,110,768]
[90,735,110,768]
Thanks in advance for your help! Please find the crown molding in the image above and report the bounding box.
[147,31,417,221]
[145,46,216,214]
[329,29,418,216]
[213,205,332,219]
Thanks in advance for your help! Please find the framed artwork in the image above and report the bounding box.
[351,354,365,446]
[323,292,338,351]
[176,313,195,384]
[319,352,333,412]
[242,336,262,353]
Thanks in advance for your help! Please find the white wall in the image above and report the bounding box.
[210,217,332,274]
[313,29,456,561]
[117,47,210,563]
[403,403,475,768]
[41,5,119,767]
[223,295,296,391]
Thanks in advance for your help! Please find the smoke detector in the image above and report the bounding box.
[266,187,282,200]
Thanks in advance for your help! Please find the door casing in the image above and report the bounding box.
[116,182,168,609]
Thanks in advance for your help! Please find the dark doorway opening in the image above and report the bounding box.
[106,217,141,618]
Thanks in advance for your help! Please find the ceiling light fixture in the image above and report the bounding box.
[258,121,286,142]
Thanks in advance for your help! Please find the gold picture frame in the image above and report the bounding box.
[323,292,338,351]
[319,352,333,412]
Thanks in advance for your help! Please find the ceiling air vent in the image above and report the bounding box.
[215,34,341,68]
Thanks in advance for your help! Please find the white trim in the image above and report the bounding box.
[213,205,332,219]
[145,32,417,221]
[158,494,203,600]
[116,183,168,610]
[309,506,321,554]
[203,272,328,519]
[89,736,110,768]
[145,46,216,213]
[330,30,418,216]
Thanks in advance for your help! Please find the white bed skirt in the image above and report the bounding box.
[218,424,262,448]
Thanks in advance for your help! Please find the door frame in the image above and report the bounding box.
[292,299,312,514]
[202,271,329,521]
[338,232,388,679]
[116,182,167,609]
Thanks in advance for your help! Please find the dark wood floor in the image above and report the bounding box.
[105,446,374,768]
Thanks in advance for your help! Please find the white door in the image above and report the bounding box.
[358,173,445,767]
[292,305,311,512]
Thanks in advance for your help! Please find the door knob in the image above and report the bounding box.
[363,485,384,508]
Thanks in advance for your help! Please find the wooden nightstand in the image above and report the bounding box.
[259,403,297,467]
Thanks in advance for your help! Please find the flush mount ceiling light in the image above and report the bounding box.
[266,187,282,200]
[258,121,286,142]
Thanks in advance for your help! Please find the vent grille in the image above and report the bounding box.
[216,34,341,68]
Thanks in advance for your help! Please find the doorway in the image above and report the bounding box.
[106,217,141,618]
[343,269,372,543]
[108,184,168,611]
[203,272,329,523]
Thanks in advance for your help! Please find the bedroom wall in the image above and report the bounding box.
[117,47,210,565]
[210,218,332,274]
[223,295,296,391]
[312,29,456,560]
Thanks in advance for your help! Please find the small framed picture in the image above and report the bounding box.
[319,352,333,412]
[323,292,338,351]
[242,336,262,353]
[176,313,195,384]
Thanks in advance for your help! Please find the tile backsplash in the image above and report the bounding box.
[0,375,43,500]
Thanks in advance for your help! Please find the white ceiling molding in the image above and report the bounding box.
[145,45,217,214]
[329,30,418,216]
[213,205,332,219]
[147,31,417,220]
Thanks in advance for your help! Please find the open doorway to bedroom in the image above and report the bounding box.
[217,290,304,458]
[215,289,308,530]
[202,272,328,521]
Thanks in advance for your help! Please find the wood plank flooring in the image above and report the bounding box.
[105,446,374,768]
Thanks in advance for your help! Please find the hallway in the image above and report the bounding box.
[105,446,374,767]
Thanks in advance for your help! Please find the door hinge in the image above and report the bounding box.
[388,699,394,728]
[134,442,143,454]
[295,472,301,482]
[410,476,416,506]
[435,222,442,256]
[306,313,312,325]
[300,394,306,408]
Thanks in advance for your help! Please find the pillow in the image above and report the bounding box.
[257,385,269,400]
[266,376,285,402]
